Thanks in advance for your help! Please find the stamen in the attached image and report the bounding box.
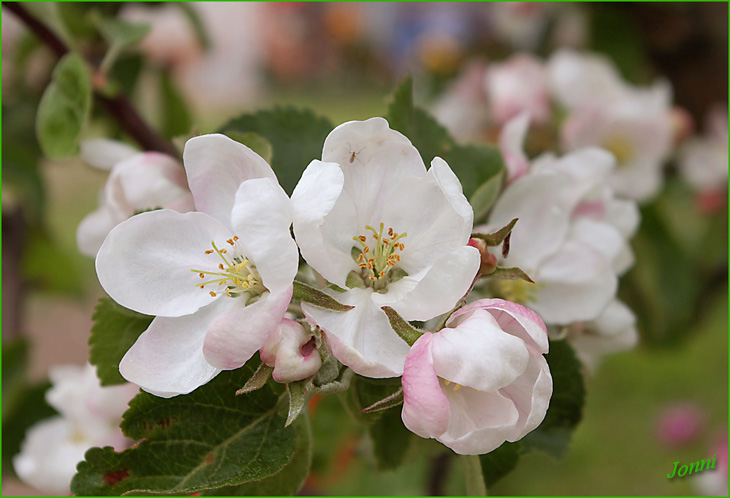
[209,291,217,297]
[226,239,234,245]
[205,250,214,255]
[199,273,205,278]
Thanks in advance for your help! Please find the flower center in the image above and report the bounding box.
[191,236,264,299]
[441,378,465,391]
[350,223,407,292]
[492,278,538,305]
[603,135,635,165]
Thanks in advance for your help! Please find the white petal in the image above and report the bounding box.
[381,245,480,321]
[183,134,276,228]
[568,218,624,270]
[291,160,354,287]
[202,286,292,370]
[499,111,531,182]
[302,288,411,377]
[432,310,529,392]
[96,210,233,317]
[322,118,426,220]
[571,299,638,371]
[230,178,298,293]
[119,299,229,397]
[80,138,138,170]
[77,206,119,257]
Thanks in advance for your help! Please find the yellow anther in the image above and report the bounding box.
[200,285,205,289]
[242,281,250,289]
[205,250,214,255]
[386,260,396,267]
[363,245,370,253]
[225,289,232,297]
[359,262,368,268]
[388,227,394,237]
[358,235,367,242]
[369,275,376,281]
[452,384,462,391]
[220,248,227,253]
[379,270,385,278]
[444,379,451,386]
[199,273,205,278]
[233,236,239,241]
[227,239,234,245]
[209,291,217,297]
[218,263,224,270]
[357,254,364,262]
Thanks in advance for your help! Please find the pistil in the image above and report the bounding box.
[191,236,263,298]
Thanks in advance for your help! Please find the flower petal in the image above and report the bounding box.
[119,299,229,397]
[499,111,531,182]
[77,206,118,257]
[183,134,276,227]
[401,333,450,439]
[202,286,293,370]
[291,160,355,287]
[230,178,298,293]
[80,138,137,170]
[379,245,480,321]
[449,298,549,354]
[302,288,411,377]
[498,354,552,440]
[96,210,233,317]
[431,310,530,392]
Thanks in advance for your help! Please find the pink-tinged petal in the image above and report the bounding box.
[450,299,549,354]
[431,310,529,392]
[183,134,276,228]
[230,178,298,294]
[499,112,531,183]
[108,152,192,214]
[604,198,640,240]
[498,355,552,439]
[568,219,624,271]
[381,245,480,322]
[547,49,625,109]
[291,160,355,288]
[96,210,233,317]
[531,240,617,325]
[570,299,638,371]
[202,286,293,370]
[438,388,519,455]
[322,118,426,220]
[267,319,322,383]
[401,333,450,439]
[302,288,411,377]
[119,299,230,397]
[77,205,118,257]
[80,138,137,170]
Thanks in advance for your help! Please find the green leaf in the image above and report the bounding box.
[225,131,274,164]
[159,70,193,139]
[70,361,298,496]
[286,380,309,427]
[292,281,354,312]
[36,52,92,159]
[381,306,424,347]
[89,298,154,386]
[203,414,312,496]
[96,16,150,50]
[177,3,211,51]
[441,143,504,200]
[219,107,334,195]
[386,75,452,165]
[107,54,144,97]
[235,361,273,395]
[478,441,520,487]
[521,340,585,459]
[470,170,504,223]
[368,404,412,471]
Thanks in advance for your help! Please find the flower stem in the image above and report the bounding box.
[462,454,487,496]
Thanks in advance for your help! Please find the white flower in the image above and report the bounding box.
[260,319,322,383]
[484,147,638,325]
[96,134,298,397]
[292,118,480,378]
[484,53,550,126]
[13,364,137,495]
[401,299,551,455]
[499,111,531,183]
[431,60,490,142]
[678,106,729,194]
[560,298,639,371]
[547,49,626,110]
[77,148,194,257]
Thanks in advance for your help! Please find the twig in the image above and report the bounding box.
[3,2,178,157]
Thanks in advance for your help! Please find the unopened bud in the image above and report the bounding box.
[468,238,498,276]
[260,319,322,384]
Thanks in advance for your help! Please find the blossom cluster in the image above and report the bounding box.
[75,118,556,456]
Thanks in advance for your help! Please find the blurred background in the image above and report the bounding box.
[2,2,727,495]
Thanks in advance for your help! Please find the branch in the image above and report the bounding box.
[3,2,178,157]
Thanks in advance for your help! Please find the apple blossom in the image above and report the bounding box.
[401,299,552,455]
[96,134,298,397]
[484,53,550,126]
[13,364,137,495]
[260,318,322,383]
[499,111,531,183]
[483,146,639,325]
[292,118,480,378]
[432,60,490,142]
[77,149,194,257]
[678,106,728,195]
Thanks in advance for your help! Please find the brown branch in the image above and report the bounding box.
[3,2,178,157]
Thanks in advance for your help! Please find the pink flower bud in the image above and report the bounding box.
[467,238,498,276]
[261,319,322,384]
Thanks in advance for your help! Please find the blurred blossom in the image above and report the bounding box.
[489,3,551,50]
[553,50,675,202]
[122,2,265,115]
[654,401,706,447]
[695,433,729,496]
[432,60,489,142]
[678,105,729,197]
[13,364,137,495]
[485,53,550,126]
